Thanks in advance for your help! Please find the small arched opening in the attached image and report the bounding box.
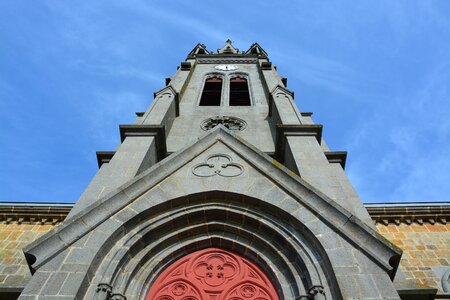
[229,76,251,106]
[200,76,223,106]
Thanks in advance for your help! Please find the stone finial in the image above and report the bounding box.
[217,39,239,54]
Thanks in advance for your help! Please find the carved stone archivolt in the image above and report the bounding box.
[201,116,247,131]
[192,154,244,177]
[146,248,279,300]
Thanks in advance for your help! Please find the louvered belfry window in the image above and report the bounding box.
[199,76,222,106]
[229,76,251,106]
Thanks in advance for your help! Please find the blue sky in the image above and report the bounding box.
[1,1,449,203]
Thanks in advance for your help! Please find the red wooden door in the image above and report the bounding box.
[146,248,279,300]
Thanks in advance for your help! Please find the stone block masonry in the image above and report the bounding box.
[377,223,450,294]
[1,202,448,298]
[0,223,54,288]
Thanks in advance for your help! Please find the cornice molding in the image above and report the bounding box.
[1,203,447,226]
[367,205,449,225]
[0,205,71,225]
[324,151,347,169]
[96,151,115,168]
[197,58,258,64]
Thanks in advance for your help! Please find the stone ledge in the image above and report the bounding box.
[180,62,191,70]
[0,204,71,225]
[324,151,347,169]
[96,151,115,168]
[197,58,258,64]
[367,205,450,225]
[119,124,167,161]
[261,61,272,70]
[397,287,438,300]
[275,124,323,162]
[1,202,448,226]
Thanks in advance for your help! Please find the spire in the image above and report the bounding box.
[217,39,239,54]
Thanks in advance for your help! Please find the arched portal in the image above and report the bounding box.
[146,247,279,300]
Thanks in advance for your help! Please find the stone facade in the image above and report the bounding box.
[0,204,70,299]
[1,41,448,299]
[371,204,450,296]
[1,203,449,299]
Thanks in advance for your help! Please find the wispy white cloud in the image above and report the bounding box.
[347,60,450,202]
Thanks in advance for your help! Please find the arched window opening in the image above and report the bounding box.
[229,76,251,106]
[199,76,222,106]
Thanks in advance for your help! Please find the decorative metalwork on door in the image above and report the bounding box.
[146,248,279,300]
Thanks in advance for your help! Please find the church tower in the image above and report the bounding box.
[19,41,402,299]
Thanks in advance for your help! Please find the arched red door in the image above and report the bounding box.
[146,248,279,300]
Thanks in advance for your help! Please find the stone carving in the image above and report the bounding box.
[193,251,238,287]
[201,116,247,131]
[307,285,325,300]
[296,286,325,300]
[146,248,278,300]
[110,293,127,300]
[95,283,112,300]
[192,154,244,178]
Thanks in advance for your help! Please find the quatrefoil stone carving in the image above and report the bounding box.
[192,154,244,177]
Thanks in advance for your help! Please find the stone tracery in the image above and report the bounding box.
[146,248,279,300]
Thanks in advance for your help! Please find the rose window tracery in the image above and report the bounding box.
[201,116,247,131]
[146,248,278,300]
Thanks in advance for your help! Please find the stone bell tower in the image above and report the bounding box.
[20,41,402,299]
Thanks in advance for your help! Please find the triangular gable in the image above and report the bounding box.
[245,43,268,57]
[24,126,401,275]
[272,84,295,99]
[187,43,209,58]
[217,39,240,54]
